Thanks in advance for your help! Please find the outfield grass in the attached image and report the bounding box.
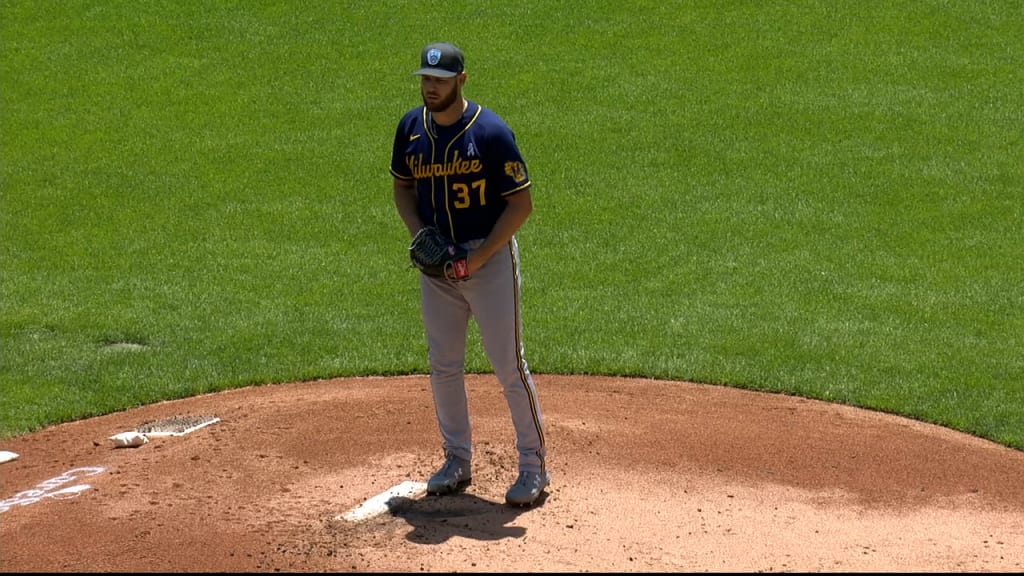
[2,1,1021,450]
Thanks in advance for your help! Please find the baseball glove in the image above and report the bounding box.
[409,226,470,281]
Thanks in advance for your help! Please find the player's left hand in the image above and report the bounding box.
[409,226,471,282]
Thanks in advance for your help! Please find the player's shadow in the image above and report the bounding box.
[385,491,548,544]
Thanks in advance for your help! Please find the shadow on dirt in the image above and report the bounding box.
[386,491,548,543]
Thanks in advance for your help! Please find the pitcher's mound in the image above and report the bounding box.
[1,374,1022,572]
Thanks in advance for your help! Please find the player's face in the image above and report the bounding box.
[420,74,462,113]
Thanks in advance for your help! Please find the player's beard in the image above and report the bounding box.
[422,84,460,114]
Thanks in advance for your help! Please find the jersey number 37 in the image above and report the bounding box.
[453,180,486,208]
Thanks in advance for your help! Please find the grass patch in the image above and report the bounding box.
[2,1,1022,450]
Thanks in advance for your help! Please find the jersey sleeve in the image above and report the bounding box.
[487,122,531,197]
[390,110,419,180]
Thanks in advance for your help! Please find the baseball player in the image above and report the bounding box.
[390,41,549,506]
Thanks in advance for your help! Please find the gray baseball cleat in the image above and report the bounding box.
[504,470,550,506]
[426,451,471,495]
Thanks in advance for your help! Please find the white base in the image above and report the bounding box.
[338,480,427,522]
[141,417,221,437]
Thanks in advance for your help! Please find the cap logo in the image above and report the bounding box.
[427,49,442,66]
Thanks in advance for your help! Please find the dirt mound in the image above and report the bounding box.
[2,375,1022,572]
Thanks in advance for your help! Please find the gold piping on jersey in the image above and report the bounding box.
[419,105,483,238]
[501,180,531,197]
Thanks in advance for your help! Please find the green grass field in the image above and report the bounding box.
[2,1,1022,450]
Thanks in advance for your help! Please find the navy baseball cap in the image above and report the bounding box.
[412,42,464,77]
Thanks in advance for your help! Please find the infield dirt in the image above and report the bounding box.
[2,374,1023,572]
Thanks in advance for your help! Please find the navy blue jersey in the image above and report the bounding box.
[390,101,531,244]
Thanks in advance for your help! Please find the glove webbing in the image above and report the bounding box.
[410,228,450,266]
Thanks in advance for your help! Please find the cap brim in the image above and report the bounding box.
[412,68,458,78]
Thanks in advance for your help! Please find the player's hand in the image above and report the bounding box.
[464,251,481,277]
